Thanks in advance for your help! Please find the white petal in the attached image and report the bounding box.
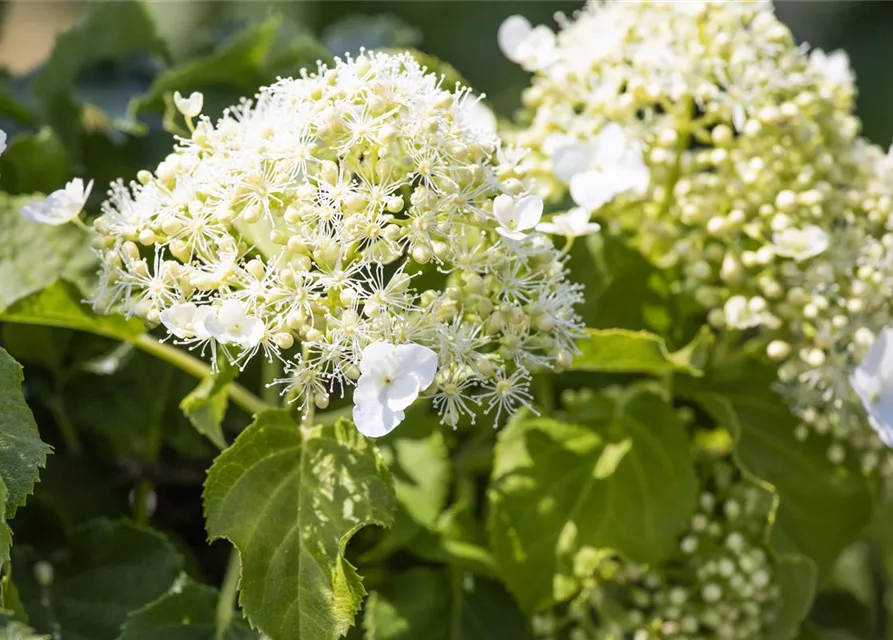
[360,341,398,376]
[514,194,543,230]
[237,316,265,349]
[569,171,619,211]
[593,124,629,166]
[611,163,650,196]
[551,143,592,182]
[0,130,6,157]
[463,99,497,135]
[192,306,213,340]
[384,375,420,412]
[535,221,560,235]
[496,226,527,241]
[498,15,533,62]
[396,343,438,389]
[492,194,517,228]
[160,303,197,339]
[217,299,247,325]
[352,396,405,438]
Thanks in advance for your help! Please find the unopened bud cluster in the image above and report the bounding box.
[506,0,893,470]
[532,443,779,639]
[91,51,583,425]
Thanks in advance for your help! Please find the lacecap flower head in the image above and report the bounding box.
[505,0,893,472]
[91,50,584,436]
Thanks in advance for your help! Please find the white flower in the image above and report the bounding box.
[173,91,203,118]
[809,48,853,87]
[723,295,766,330]
[160,302,212,340]
[20,177,93,226]
[554,125,650,211]
[203,300,265,349]
[352,341,438,438]
[461,99,497,137]
[0,129,6,157]
[493,193,543,240]
[497,14,557,71]
[850,327,893,447]
[771,225,829,262]
[536,207,601,237]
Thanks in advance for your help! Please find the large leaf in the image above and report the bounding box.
[0,281,145,341]
[14,519,182,640]
[0,479,9,566]
[0,130,70,195]
[0,196,96,312]
[0,347,51,519]
[678,353,872,573]
[179,359,238,451]
[119,578,258,640]
[364,568,532,640]
[773,555,819,640]
[488,386,697,613]
[571,326,711,376]
[203,412,396,639]
[32,1,167,151]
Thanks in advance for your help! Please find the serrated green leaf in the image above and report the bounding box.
[0,612,47,640]
[180,359,238,451]
[32,1,167,151]
[203,412,396,640]
[571,326,711,376]
[119,578,259,640]
[0,130,70,195]
[13,519,182,640]
[0,282,145,340]
[0,196,97,312]
[364,568,532,640]
[488,387,697,613]
[0,478,9,565]
[678,354,872,573]
[0,347,51,519]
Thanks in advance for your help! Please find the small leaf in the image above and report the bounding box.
[364,568,532,640]
[0,196,97,312]
[119,578,259,640]
[14,519,182,640]
[571,326,711,376]
[0,281,145,340]
[180,358,238,450]
[203,412,396,639]
[0,130,70,195]
[488,386,697,613]
[0,347,52,519]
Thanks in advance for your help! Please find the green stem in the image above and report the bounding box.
[47,392,81,455]
[261,358,283,406]
[216,550,241,640]
[132,480,153,526]
[131,334,272,416]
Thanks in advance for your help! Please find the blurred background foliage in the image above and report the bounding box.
[2,1,893,145]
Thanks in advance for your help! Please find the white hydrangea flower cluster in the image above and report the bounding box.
[90,51,584,436]
[504,0,893,471]
[532,442,779,639]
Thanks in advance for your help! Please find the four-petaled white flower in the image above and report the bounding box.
[493,193,543,240]
[20,177,93,226]
[550,124,650,212]
[173,91,204,119]
[497,15,558,71]
[203,300,265,349]
[850,327,893,447]
[772,225,829,262]
[536,207,601,237]
[160,302,213,340]
[352,342,438,438]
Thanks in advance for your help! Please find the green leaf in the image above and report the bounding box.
[0,196,97,312]
[773,555,819,640]
[488,386,697,613]
[32,1,167,151]
[180,358,238,450]
[364,568,532,640]
[678,354,872,573]
[13,519,182,640]
[0,281,145,340]
[119,578,258,640]
[203,412,396,639]
[1,575,28,624]
[0,612,47,639]
[0,478,9,566]
[0,130,70,195]
[323,15,421,56]
[571,326,711,376]
[0,347,51,519]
